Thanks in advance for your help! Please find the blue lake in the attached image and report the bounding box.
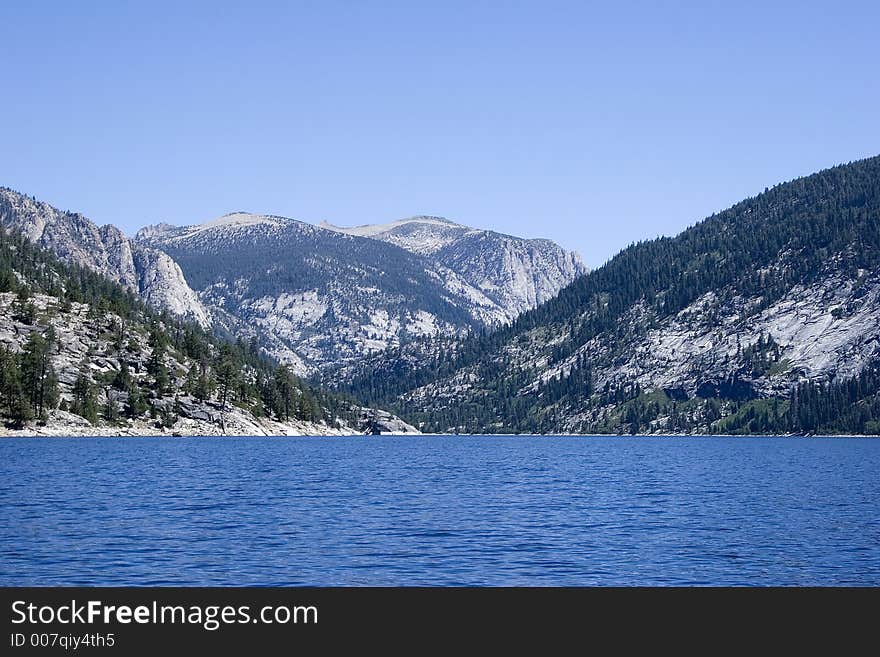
[1,435,878,586]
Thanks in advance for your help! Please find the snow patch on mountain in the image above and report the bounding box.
[137,213,298,246]
[177,213,289,240]
[321,216,469,255]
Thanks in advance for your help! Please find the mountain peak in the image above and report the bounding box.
[202,212,290,229]
[317,213,588,315]
[137,212,296,245]
[134,222,177,241]
[320,215,461,238]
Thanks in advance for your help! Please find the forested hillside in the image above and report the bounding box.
[340,156,880,435]
[0,225,370,434]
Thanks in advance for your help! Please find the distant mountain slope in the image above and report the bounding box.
[0,188,585,377]
[322,215,588,317]
[342,156,880,435]
[137,213,584,375]
[0,188,210,327]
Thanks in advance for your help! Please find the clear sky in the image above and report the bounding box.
[1,1,877,266]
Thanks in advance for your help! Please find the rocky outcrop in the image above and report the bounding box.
[357,408,420,435]
[0,187,211,327]
[324,216,588,319]
[131,246,211,327]
[0,291,418,437]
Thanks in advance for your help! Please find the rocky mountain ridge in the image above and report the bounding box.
[322,215,588,317]
[0,187,586,378]
[136,212,585,375]
[0,228,418,436]
[0,188,211,327]
[343,156,880,436]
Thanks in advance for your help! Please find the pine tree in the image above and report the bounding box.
[125,385,148,419]
[71,365,98,425]
[12,287,37,324]
[20,330,59,419]
[273,366,296,421]
[147,326,170,394]
[215,345,239,412]
[104,389,120,423]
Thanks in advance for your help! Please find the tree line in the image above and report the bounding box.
[0,224,356,430]
[338,155,880,435]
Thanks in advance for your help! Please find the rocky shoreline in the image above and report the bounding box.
[0,408,420,437]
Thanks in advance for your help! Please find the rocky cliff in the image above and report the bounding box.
[0,188,211,327]
[137,213,585,375]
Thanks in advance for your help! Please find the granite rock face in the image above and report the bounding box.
[0,291,417,437]
[136,213,586,375]
[323,216,588,318]
[0,188,211,327]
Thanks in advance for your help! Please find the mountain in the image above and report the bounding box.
[342,156,880,435]
[0,224,416,436]
[321,216,588,317]
[0,187,585,378]
[137,213,585,375]
[0,188,211,327]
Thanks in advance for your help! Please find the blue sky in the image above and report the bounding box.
[1,1,877,265]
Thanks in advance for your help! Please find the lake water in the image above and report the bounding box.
[1,435,878,586]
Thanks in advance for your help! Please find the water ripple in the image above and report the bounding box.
[1,435,879,585]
